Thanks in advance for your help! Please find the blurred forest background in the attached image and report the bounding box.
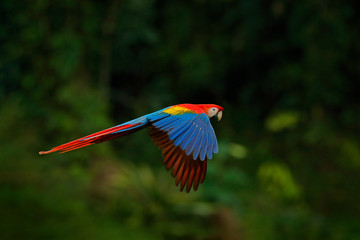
[1,0,359,239]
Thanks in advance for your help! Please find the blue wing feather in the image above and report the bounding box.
[148,110,218,161]
[153,116,174,129]
[193,128,203,160]
[212,128,219,153]
[168,120,189,137]
[200,128,208,161]
[207,129,213,159]
[172,122,194,144]
[180,123,197,150]
[185,125,200,156]
[162,119,182,132]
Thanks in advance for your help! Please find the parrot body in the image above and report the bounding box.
[40,103,223,192]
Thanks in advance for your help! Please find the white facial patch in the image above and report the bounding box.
[208,107,218,118]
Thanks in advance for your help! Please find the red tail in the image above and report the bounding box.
[39,123,145,154]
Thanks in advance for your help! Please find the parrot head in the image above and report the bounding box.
[198,104,223,121]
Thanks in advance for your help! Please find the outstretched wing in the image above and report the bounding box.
[147,106,219,192]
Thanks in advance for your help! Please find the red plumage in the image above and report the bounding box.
[149,127,207,192]
[39,123,144,154]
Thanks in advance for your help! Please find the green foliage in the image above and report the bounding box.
[265,111,300,132]
[258,162,301,199]
[1,0,359,239]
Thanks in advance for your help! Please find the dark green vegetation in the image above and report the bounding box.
[1,0,359,239]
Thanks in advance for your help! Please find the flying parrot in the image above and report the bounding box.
[39,103,223,192]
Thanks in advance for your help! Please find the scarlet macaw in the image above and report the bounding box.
[39,103,223,192]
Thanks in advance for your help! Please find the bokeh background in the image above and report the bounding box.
[1,0,359,239]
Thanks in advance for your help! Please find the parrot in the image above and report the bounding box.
[39,103,223,192]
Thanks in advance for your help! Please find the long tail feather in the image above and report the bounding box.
[39,120,148,155]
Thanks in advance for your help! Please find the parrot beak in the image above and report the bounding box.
[215,111,223,121]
